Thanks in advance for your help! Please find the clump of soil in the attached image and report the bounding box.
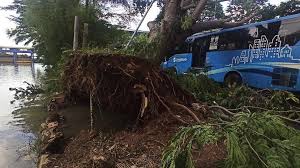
[63,52,196,125]
[42,52,225,168]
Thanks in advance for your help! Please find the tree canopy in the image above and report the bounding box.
[3,0,125,65]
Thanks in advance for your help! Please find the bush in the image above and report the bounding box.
[162,73,300,167]
[162,113,300,168]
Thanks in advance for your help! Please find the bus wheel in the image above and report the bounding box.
[224,72,242,88]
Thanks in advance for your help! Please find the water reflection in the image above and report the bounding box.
[0,64,45,168]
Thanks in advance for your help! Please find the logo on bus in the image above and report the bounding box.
[173,57,188,63]
[229,35,299,66]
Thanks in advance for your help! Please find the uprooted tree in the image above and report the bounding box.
[62,51,202,126]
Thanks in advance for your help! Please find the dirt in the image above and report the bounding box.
[41,52,226,168]
[44,111,226,168]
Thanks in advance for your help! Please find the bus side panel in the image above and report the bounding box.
[206,50,242,83]
[237,65,274,89]
[206,49,300,91]
[162,53,193,74]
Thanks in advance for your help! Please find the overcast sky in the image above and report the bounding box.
[0,0,287,48]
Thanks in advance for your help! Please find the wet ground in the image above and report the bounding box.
[0,64,45,168]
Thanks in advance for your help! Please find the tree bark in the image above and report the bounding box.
[158,0,180,61]
[192,11,259,32]
[180,0,194,10]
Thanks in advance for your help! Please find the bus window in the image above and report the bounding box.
[192,37,209,67]
[209,36,219,50]
[218,30,247,51]
[272,68,299,87]
[247,22,281,50]
[279,17,300,46]
[227,43,236,50]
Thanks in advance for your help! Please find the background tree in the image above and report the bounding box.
[4,0,300,64]
[3,0,125,65]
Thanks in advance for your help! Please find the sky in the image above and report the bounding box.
[0,0,287,48]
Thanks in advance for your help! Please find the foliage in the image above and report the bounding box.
[162,125,220,168]
[171,74,224,103]
[226,0,268,21]
[162,73,300,167]
[41,50,74,94]
[3,0,126,65]
[273,0,300,17]
[173,74,300,112]
[181,16,193,31]
[162,112,300,168]
[9,81,44,102]
[259,0,300,21]
[124,34,160,59]
[200,0,225,21]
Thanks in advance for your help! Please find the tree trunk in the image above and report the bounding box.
[158,0,180,62]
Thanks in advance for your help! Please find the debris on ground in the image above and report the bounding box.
[40,111,65,155]
[38,52,300,168]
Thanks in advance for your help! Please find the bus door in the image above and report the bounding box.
[192,38,209,67]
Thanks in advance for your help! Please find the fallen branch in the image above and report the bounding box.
[170,102,201,123]
[208,105,235,116]
[278,115,300,125]
[245,136,269,168]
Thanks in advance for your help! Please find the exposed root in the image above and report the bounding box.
[62,52,196,126]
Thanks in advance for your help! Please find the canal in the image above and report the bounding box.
[0,64,45,168]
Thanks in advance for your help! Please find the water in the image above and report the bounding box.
[0,64,44,168]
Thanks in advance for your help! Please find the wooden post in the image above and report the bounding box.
[82,23,89,48]
[73,16,79,51]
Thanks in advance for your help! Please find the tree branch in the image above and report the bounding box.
[278,115,300,125]
[192,0,209,21]
[180,0,195,10]
[209,105,235,116]
[223,10,260,28]
[245,136,269,168]
[163,0,179,23]
[191,10,260,33]
[171,102,201,123]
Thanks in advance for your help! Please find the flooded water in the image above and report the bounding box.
[0,64,44,168]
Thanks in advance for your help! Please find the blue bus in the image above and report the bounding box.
[162,13,300,91]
